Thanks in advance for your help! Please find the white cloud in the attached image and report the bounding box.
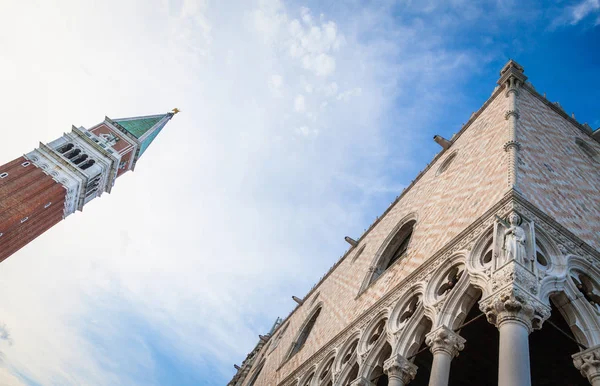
[337,87,363,101]
[0,0,484,384]
[571,0,600,24]
[294,94,306,112]
[551,0,600,27]
[296,125,318,137]
[269,74,283,91]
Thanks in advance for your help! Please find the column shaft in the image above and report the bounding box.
[387,374,406,386]
[428,351,453,386]
[498,321,531,386]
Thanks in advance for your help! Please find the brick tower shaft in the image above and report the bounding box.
[0,111,176,262]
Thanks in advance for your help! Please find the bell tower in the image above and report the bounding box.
[0,110,177,262]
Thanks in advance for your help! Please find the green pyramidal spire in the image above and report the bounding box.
[108,109,178,160]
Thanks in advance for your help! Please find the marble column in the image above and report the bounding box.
[573,346,600,386]
[481,287,549,386]
[425,326,465,386]
[497,315,531,386]
[383,354,418,386]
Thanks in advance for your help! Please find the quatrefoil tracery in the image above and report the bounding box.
[397,295,420,330]
[437,266,464,298]
[571,271,600,312]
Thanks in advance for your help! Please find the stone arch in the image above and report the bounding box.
[72,153,89,165]
[57,143,74,153]
[547,255,600,348]
[396,315,432,360]
[359,213,418,293]
[334,332,360,376]
[335,362,359,386]
[534,227,566,279]
[65,148,81,159]
[465,227,495,294]
[389,283,426,334]
[314,352,336,386]
[298,366,317,386]
[359,340,393,383]
[424,254,466,308]
[80,159,96,170]
[357,310,389,356]
[389,285,433,359]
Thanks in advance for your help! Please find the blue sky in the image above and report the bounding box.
[0,0,598,385]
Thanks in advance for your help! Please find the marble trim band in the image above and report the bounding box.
[25,148,83,218]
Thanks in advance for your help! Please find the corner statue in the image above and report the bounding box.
[502,213,529,265]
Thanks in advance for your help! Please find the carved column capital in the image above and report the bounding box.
[480,288,550,332]
[425,326,465,358]
[481,261,550,332]
[383,354,417,384]
[504,110,520,120]
[573,346,600,385]
[350,376,375,386]
[503,140,521,152]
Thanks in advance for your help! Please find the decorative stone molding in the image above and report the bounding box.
[480,285,550,332]
[512,198,600,264]
[383,355,417,384]
[491,261,538,295]
[25,148,83,217]
[425,326,465,358]
[504,110,520,120]
[573,346,600,385]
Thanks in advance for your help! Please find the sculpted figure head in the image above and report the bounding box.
[508,213,521,226]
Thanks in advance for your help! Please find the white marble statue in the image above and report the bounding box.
[503,213,529,265]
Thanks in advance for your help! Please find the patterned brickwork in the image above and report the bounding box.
[0,156,66,262]
[517,88,600,250]
[241,83,515,385]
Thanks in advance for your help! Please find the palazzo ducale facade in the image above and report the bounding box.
[229,61,600,386]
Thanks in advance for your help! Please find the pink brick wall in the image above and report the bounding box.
[517,88,600,250]
[245,86,514,385]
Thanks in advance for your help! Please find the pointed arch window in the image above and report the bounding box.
[72,154,89,164]
[246,359,265,386]
[375,220,415,278]
[436,151,458,176]
[359,217,416,295]
[58,143,74,154]
[288,306,322,359]
[65,148,81,159]
[80,159,96,170]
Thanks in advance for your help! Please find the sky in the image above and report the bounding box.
[0,0,598,385]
